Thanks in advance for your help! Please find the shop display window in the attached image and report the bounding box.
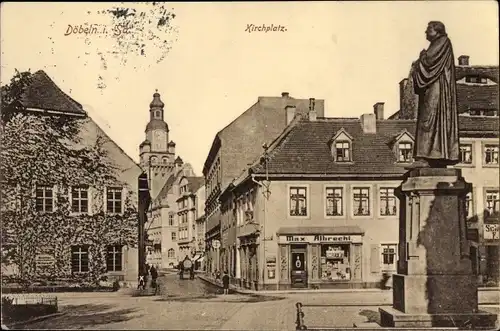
[320,244,351,281]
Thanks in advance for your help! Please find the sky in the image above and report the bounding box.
[1,1,498,176]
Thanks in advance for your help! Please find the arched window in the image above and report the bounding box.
[155,110,161,118]
[150,156,158,164]
[162,157,168,164]
[168,248,175,258]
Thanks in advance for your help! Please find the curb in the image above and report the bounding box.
[4,312,66,328]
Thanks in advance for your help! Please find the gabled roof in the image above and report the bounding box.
[250,116,499,176]
[457,84,498,112]
[329,127,354,143]
[388,129,415,147]
[456,65,499,83]
[186,176,204,193]
[18,70,86,116]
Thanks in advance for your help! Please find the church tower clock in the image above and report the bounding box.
[139,90,177,198]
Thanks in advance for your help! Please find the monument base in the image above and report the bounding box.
[379,306,497,329]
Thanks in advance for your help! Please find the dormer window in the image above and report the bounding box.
[398,142,413,162]
[330,128,353,162]
[335,141,351,162]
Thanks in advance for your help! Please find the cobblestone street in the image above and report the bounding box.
[9,274,499,330]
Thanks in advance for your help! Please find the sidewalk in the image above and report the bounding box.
[198,274,499,295]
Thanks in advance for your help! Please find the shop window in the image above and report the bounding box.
[353,187,370,216]
[459,144,473,164]
[71,245,89,273]
[290,187,307,216]
[381,244,397,271]
[325,187,343,216]
[379,188,397,216]
[106,245,123,272]
[320,244,351,281]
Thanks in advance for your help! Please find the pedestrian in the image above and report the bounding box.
[150,265,158,290]
[222,270,230,295]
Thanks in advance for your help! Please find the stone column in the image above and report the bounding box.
[379,168,496,328]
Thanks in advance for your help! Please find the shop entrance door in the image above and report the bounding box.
[290,245,307,288]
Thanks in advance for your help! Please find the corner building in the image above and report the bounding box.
[220,104,498,290]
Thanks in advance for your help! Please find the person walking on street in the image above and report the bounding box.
[222,270,230,295]
[150,265,159,294]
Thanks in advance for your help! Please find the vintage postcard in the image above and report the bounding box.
[1,1,499,330]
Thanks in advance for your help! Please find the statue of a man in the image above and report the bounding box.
[411,21,459,168]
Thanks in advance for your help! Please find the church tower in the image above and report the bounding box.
[139,90,177,198]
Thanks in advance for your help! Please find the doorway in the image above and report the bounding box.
[290,245,307,288]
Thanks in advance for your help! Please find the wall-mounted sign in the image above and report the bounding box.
[279,234,362,244]
[212,240,221,249]
[35,254,55,267]
[266,256,276,265]
[483,224,499,240]
[326,250,344,259]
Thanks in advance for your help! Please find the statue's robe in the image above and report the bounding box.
[412,34,459,164]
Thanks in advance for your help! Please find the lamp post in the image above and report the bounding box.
[261,143,271,285]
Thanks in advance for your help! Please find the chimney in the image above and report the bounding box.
[373,102,385,120]
[285,105,296,125]
[281,92,290,98]
[360,113,376,133]
[458,55,470,66]
[308,98,317,121]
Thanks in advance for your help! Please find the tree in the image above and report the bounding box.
[1,70,138,285]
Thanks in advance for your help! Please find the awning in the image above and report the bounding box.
[197,256,205,262]
[192,254,201,260]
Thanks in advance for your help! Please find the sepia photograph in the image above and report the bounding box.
[1,1,499,330]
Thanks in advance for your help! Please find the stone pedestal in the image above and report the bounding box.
[379,168,497,328]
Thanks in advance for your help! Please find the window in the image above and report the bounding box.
[326,188,343,216]
[106,245,122,271]
[155,110,161,118]
[353,187,370,216]
[71,245,89,273]
[380,188,397,216]
[335,142,351,162]
[106,188,122,213]
[168,248,175,258]
[484,145,499,165]
[289,187,307,216]
[459,144,473,164]
[72,186,89,213]
[465,76,487,84]
[320,244,351,281]
[485,190,500,219]
[465,191,474,219]
[35,186,53,212]
[168,213,174,226]
[171,232,177,241]
[398,143,413,162]
[381,244,397,271]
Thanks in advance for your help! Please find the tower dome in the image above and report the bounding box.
[150,90,165,109]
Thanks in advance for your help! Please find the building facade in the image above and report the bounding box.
[219,103,498,290]
[390,55,500,285]
[203,93,325,275]
[1,70,143,283]
[194,184,206,270]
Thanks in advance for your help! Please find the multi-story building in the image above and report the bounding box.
[219,101,498,290]
[390,55,499,285]
[176,176,204,260]
[1,70,143,283]
[203,93,325,274]
[194,184,206,269]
